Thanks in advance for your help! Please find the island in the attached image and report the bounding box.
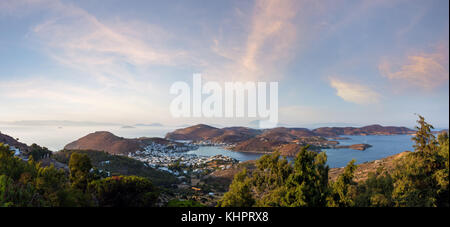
[164,124,413,156]
[335,143,372,151]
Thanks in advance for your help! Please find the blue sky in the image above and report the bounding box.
[0,0,448,128]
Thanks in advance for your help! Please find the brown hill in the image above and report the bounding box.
[64,131,180,155]
[64,131,141,155]
[165,124,415,155]
[313,125,415,137]
[232,137,287,153]
[167,124,415,143]
[166,124,261,144]
[165,124,223,141]
[204,160,257,189]
[212,127,261,144]
[277,143,305,156]
[0,132,29,152]
[262,127,316,138]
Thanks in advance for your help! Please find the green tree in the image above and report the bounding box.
[217,169,255,207]
[0,144,29,181]
[355,168,394,207]
[328,160,357,207]
[218,147,331,207]
[391,115,449,207]
[0,174,43,207]
[69,152,93,192]
[252,152,293,206]
[29,144,52,161]
[434,132,449,207]
[88,175,158,207]
[280,147,330,207]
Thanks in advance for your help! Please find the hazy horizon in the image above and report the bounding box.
[1,119,448,130]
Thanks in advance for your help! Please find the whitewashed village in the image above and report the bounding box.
[128,141,237,176]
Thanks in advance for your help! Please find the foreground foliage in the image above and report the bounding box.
[0,145,159,207]
[53,149,178,187]
[89,175,158,207]
[218,116,449,207]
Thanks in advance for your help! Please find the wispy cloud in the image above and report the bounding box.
[329,78,381,105]
[379,41,449,90]
[0,78,169,123]
[206,0,300,81]
[25,0,189,89]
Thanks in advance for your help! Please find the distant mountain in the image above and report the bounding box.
[297,122,362,129]
[312,124,415,137]
[121,125,136,129]
[176,124,192,128]
[134,123,164,127]
[7,120,120,126]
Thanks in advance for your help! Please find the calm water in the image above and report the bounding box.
[187,134,414,168]
[1,125,414,168]
[187,146,264,162]
[322,135,414,168]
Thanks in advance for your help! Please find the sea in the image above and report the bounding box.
[0,124,415,168]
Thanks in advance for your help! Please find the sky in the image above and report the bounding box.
[0,0,448,128]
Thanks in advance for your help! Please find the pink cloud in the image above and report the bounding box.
[379,42,449,90]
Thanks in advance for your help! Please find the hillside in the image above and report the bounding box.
[0,132,29,152]
[204,151,411,189]
[64,131,183,155]
[166,124,414,155]
[166,124,416,142]
[53,149,178,187]
[165,124,223,141]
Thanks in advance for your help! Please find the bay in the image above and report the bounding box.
[1,125,415,168]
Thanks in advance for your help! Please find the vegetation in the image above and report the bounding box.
[167,199,205,207]
[89,176,158,207]
[0,145,160,207]
[354,116,448,207]
[217,147,333,207]
[0,145,92,207]
[389,116,449,207]
[29,144,52,161]
[218,115,449,207]
[69,153,93,191]
[1,115,448,207]
[53,149,178,187]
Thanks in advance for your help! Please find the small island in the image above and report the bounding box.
[335,143,372,151]
[121,125,136,129]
